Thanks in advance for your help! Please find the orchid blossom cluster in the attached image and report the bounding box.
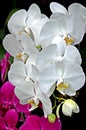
[0,2,86,130]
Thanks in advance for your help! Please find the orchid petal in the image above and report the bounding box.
[15,97,30,113]
[36,85,52,117]
[8,9,27,35]
[19,115,40,130]
[1,81,14,101]
[40,20,63,41]
[8,61,26,86]
[40,14,71,42]
[29,64,40,82]
[68,3,86,31]
[52,36,66,55]
[50,2,67,14]
[62,99,80,116]
[19,122,35,130]
[39,64,58,94]
[55,62,85,93]
[27,3,41,16]
[0,116,6,130]
[64,45,82,64]
[14,81,35,104]
[26,115,41,130]
[0,52,11,82]
[20,34,38,57]
[67,14,85,45]
[36,44,57,69]
[3,34,23,57]
[4,109,18,128]
[40,117,61,130]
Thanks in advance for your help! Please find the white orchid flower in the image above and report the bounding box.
[40,13,85,45]
[8,3,49,46]
[14,80,52,118]
[8,60,40,86]
[56,99,79,117]
[3,33,39,63]
[39,61,85,96]
[50,2,86,32]
[36,40,82,70]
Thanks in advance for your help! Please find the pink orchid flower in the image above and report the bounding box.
[40,117,61,130]
[0,81,30,117]
[0,109,18,130]
[19,115,61,130]
[0,52,11,82]
[19,115,41,130]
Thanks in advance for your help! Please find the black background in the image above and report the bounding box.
[0,0,86,130]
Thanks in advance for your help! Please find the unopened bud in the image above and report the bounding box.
[48,113,56,123]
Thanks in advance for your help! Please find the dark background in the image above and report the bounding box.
[0,0,86,130]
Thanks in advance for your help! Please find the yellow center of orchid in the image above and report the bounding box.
[16,53,29,63]
[64,36,74,45]
[28,99,35,104]
[57,82,69,91]
[27,98,39,111]
[28,98,39,106]
[16,53,22,58]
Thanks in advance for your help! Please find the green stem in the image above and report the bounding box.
[53,94,65,101]
[52,99,57,110]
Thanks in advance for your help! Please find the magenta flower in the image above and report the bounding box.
[19,115,41,130]
[0,81,30,117]
[19,115,61,130]
[0,52,11,82]
[0,109,18,130]
[40,117,61,130]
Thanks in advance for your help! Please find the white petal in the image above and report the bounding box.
[47,84,56,97]
[62,99,80,116]
[67,14,85,45]
[40,20,64,41]
[63,87,76,96]
[30,14,49,32]
[30,64,40,82]
[39,64,58,95]
[68,3,86,31]
[37,87,52,117]
[8,9,27,35]
[25,59,32,75]
[50,2,67,14]
[52,36,66,56]
[30,14,49,45]
[15,80,35,104]
[64,45,82,64]
[36,44,57,69]
[60,62,86,91]
[20,34,38,56]
[8,61,26,86]
[62,103,73,116]
[27,3,41,16]
[3,34,23,57]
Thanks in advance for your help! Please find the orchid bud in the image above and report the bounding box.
[62,99,80,116]
[48,113,56,123]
